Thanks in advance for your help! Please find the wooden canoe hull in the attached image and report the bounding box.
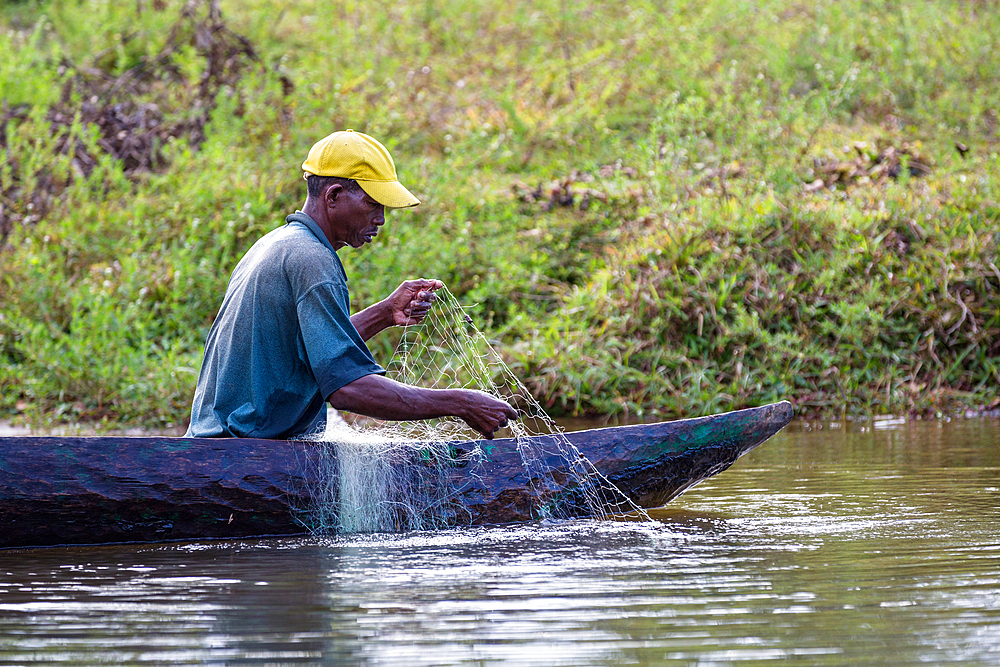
[0,401,792,548]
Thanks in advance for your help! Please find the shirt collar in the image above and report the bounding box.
[285,211,337,253]
[285,211,348,282]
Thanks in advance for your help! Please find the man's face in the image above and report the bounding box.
[328,186,386,249]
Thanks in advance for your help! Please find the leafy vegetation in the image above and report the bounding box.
[1,0,998,429]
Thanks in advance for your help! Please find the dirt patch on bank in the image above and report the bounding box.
[0,0,283,249]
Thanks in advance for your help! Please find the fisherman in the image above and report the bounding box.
[185,130,517,440]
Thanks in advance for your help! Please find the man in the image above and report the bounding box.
[185,129,516,440]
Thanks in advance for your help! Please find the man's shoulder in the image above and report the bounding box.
[259,221,322,248]
[241,223,344,290]
[245,223,328,264]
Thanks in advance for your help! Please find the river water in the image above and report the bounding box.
[1,418,998,665]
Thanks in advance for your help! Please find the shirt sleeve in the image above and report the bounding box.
[296,281,385,399]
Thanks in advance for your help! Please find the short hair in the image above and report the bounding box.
[306,174,364,200]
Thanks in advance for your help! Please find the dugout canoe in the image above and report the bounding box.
[0,401,792,548]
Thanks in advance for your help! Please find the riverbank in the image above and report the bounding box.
[0,420,186,438]
[1,0,997,429]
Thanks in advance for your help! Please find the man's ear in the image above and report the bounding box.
[324,182,344,208]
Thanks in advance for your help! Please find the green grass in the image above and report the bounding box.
[1,0,998,429]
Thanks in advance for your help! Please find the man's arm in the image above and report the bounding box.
[350,279,443,341]
[328,374,518,439]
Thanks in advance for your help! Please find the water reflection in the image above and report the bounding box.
[1,419,998,665]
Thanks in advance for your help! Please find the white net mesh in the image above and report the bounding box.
[299,286,649,533]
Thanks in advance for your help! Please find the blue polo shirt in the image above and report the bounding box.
[185,212,385,439]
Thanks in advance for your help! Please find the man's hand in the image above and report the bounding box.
[457,390,520,440]
[386,279,444,327]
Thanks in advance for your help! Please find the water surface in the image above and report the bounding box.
[1,418,998,665]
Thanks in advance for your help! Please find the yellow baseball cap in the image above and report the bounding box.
[301,129,420,209]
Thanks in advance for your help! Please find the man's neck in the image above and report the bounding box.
[300,200,343,249]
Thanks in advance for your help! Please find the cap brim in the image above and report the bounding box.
[358,180,420,209]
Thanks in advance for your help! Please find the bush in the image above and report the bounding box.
[1,0,997,428]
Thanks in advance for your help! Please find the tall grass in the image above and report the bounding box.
[1,0,997,428]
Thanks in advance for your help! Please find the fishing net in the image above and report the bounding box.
[299,286,649,534]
